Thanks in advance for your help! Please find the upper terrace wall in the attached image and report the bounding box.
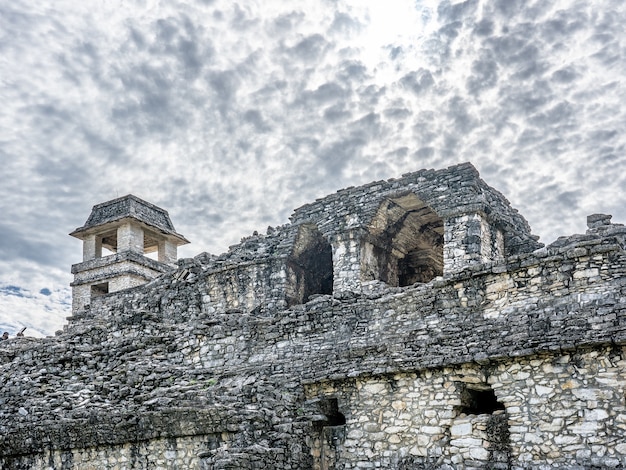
[130,163,542,317]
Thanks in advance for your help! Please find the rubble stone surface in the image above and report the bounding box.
[1,162,625,469]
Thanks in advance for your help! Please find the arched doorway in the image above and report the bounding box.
[363,193,443,287]
[286,224,333,306]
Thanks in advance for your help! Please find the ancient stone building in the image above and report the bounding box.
[1,162,625,469]
[69,194,189,313]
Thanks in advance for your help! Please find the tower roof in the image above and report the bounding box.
[69,194,189,245]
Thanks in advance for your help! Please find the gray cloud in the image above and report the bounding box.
[0,286,26,298]
[492,0,525,17]
[415,147,435,159]
[209,69,240,103]
[304,82,348,104]
[0,223,64,267]
[243,109,271,133]
[324,104,352,122]
[272,12,305,33]
[329,12,362,36]
[466,56,498,95]
[540,13,586,44]
[557,190,582,209]
[528,101,575,128]
[288,34,330,62]
[446,96,476,134]
[437,0,477,23]
[383,107,411,120]
[551,67,578,84]
[473,19,494,37]
[336,60,369,84]
[400,69,434,95]
[318,136,366,176]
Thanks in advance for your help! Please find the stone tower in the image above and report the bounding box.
[69,194,189,313]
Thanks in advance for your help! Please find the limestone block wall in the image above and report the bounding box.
[82,233,102,261]
[71,253,170,286]
[288,164,540,295]
[304,346,626,469]
[290,164,540,262]
[70,252,172,312]
[117,221,144,254]
[158,238,178,264]
[304,367,509,469]
[72,273,150,313]
[199,259,288,315]
[491,348,626,469]
[1,220,621,468]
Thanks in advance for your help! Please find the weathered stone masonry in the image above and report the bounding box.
[1,162,625,469]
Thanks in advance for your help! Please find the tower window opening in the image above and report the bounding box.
[143,230,160,260]
[90,282,109,298]
[100,231,117,255]
[398,250,441,286]
[310,397,346,470]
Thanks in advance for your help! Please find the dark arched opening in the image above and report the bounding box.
[362,193,443,287]
[286,224,333,306]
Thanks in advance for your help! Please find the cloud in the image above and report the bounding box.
[399,69,435,95]
[0,281,69,337]
[329,12,362,36]
[0,222,67,267]
[466,56,499,95]
[287,34,330,63]
[0,0,625,336]
[492,0,525,17]
[437,0,478,23]
[473,19,494,37]
[0,286,26,297]
[446,96,477,134]
[551,66,579,84]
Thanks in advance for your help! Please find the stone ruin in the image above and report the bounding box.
[0,162,625,469]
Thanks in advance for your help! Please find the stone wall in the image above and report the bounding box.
[1,163,625,469]
[70,251,172,312]
[5,432,228,470]
[304,346,626,469]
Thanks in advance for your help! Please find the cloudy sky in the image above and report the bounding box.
[1,0,625,337]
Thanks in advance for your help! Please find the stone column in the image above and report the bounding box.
[117,222,144,254]
[82,234,97,261]
[331,229,363,296]
[443,212,503,274]
[158,239,178,265]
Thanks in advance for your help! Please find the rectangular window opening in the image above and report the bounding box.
[91,282,109,298]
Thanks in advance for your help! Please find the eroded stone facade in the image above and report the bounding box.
[1,163,625,469]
